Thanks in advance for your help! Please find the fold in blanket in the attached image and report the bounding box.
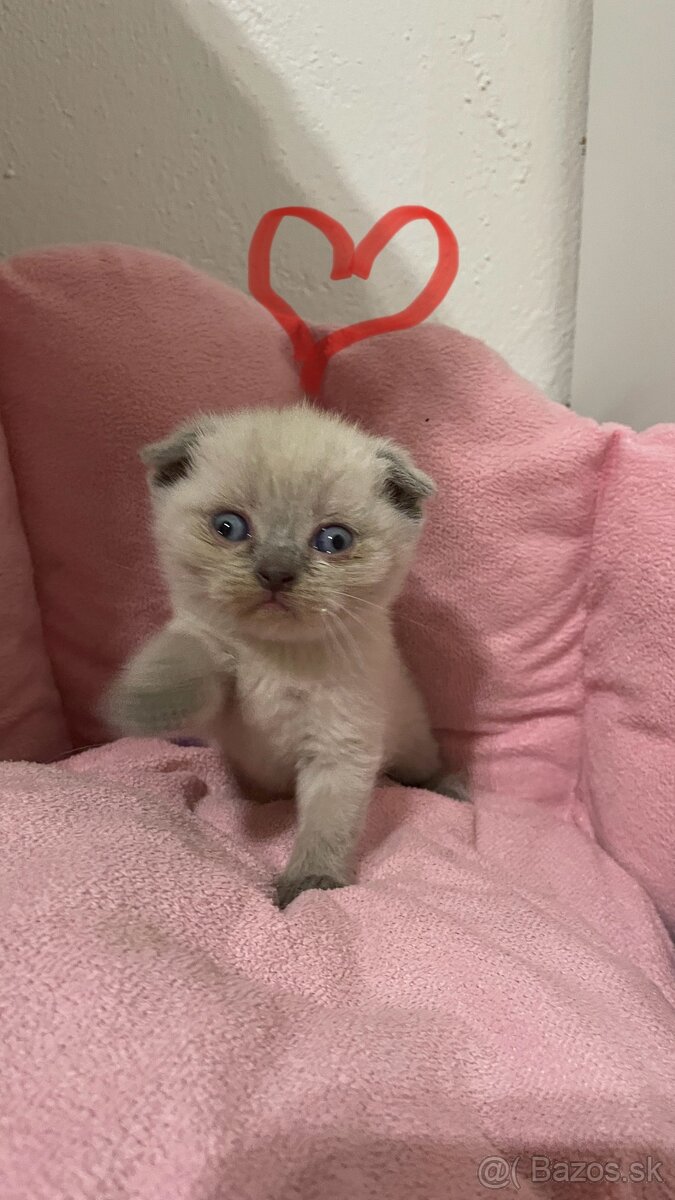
[0,739,672,1200]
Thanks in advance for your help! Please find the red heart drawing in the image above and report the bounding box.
[248,205,459,395]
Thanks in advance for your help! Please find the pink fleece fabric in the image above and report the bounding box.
[0,245,674,1198]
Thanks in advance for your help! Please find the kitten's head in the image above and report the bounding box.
[142,405,434,644]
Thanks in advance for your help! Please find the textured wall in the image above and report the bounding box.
[0,0,591,403]
[572,0,675,428]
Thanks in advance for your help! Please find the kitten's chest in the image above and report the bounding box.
[236,657,309,737]
[218,650,321,788]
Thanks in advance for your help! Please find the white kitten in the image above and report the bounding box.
[106,404,465,907]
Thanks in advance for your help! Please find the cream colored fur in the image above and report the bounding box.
[106,405,463,908]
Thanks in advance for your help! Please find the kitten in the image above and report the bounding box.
[105,404,465,908]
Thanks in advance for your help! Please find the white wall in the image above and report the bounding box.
[0,0,591,404]
[572,0,675,428]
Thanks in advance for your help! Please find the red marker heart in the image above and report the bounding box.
[248,205,459,395]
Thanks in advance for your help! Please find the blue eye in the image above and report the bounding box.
[312,525,354,555]
[212,511,250,542]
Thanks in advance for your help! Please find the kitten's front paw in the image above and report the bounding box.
[274,873,345,910]
[104,628,221,737]
[105,675,213,737]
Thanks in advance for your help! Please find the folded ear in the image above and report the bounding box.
[140,416,214,487]
[376,441,436,518]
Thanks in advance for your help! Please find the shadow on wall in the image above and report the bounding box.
[0,0,480,757]
[0,0,437,328]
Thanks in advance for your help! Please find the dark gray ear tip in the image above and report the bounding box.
[376,442,436,517]
[417,473,437,498]
[139,443,159,467]
[139,420,208,487]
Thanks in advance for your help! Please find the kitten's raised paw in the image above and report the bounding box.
[105,676,209,737]
[274,873,345,910]
[103,626,223,738]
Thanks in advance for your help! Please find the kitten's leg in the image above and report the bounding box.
[104,623,228,737]
[274,755,379,909]
[387,680,469,802]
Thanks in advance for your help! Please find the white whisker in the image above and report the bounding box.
[331,602,376,645]
[320,610,352,678]
[330,590,432,634]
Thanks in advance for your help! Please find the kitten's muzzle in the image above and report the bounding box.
[254,547,301,594]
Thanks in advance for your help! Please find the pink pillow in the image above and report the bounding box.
[0,423,67,760]
[0,243,673,932]
[583,425,675,927]
[0,245,301,751]
[319,330,608,812]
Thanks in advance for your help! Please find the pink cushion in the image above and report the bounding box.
[0,244,674,1196]
[0,422,67,761]
[1,243,673,929]
[582,426,675,929]
[0,245,302,752]
[0,739,672,1199]
[321,329,607,813]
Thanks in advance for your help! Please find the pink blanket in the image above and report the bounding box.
[0,246,673,1198]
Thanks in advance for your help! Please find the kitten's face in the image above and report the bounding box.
[144,406,434,644]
